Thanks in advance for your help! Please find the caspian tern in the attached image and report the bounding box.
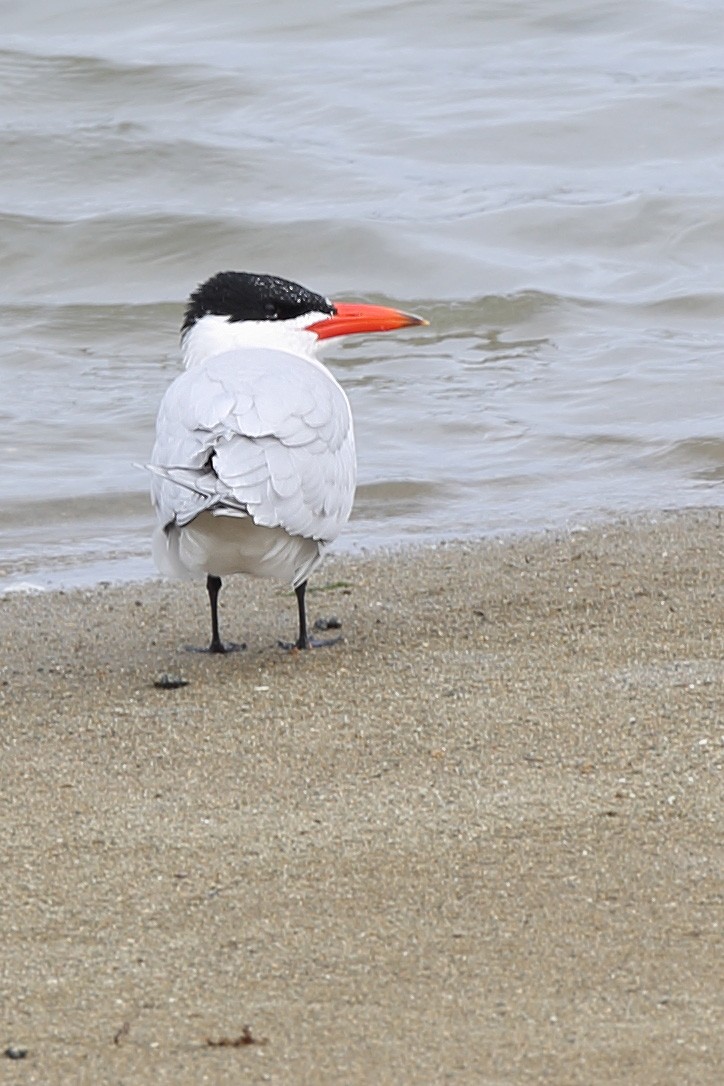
[148,271,426,652]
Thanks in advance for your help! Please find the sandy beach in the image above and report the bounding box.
[1,510,722,1085]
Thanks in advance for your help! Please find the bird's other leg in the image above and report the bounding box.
[186,574,246,653]
[278,580,341,650]
[294,579,311,649]
[207,574,226,652]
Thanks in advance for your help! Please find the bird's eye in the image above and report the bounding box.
[264,301,278,318]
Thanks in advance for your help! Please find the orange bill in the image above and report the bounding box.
[310,302,428,340]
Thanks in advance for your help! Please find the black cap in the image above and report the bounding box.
[181,271,334,333]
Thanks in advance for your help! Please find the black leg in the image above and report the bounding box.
[185,574,245,654]
[295,579,309,650]
[207,574,225,653]
[278,580,342,651]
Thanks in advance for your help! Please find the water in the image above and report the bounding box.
[2,0,723,591]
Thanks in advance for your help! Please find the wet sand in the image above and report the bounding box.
[1,510,722,1085]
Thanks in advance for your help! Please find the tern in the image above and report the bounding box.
[149,271,426,652]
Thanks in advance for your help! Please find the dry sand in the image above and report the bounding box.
[0,510,722,1085]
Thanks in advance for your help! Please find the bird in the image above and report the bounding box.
[148,270,427,652]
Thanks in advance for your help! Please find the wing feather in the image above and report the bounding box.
[150,347,355,544]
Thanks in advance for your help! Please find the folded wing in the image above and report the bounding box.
[150,348,356,544]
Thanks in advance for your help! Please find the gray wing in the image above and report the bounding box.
[150,348,356,543]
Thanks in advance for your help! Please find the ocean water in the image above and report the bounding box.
[2,0,723,591]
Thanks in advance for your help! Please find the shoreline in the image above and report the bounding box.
[1,497,715,597]
[1,508,722,1084]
